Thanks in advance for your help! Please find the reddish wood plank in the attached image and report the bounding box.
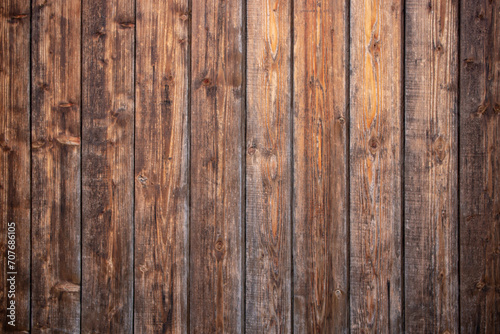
[0,0,31,331]
[81,0,135,332]
[460,0,500,332]
[405,0,459,332]
[350,0,403,332]
[134,0,190,332]
[246,0,292,332]
[293,0,349,332]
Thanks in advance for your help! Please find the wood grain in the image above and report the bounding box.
[81,0,135,332]
[31,0,81,332]
[189,0,244,332]
[405,0,459,332]
[349,0,403,332]
[293,0,349,332]
[246,0,292,332]
[134,0,189,332]
[460,0,500,332]
[0,0,31,331]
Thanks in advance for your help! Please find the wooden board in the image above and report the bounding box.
[189,0,244,332]
[134,0,189,332]
[246,0,292,332]
[81,0,135,332]
[293,0,349,332]
[0,0,31,331]
[349,0,403,332]
[405,0,459,332]
[460,0,500,332]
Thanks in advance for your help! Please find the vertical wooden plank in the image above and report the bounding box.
[292,0,348,332]
[350,0,402,332]
[405,0,459,332]
[134,0,189,332]
[0,0,30,331]
[189,0,244,332]
[31,0,81,332]
[81,0,134,332]
[246,0,292,332]
[460,0,500,332]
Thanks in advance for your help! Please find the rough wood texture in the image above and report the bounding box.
[0,0,31,331]
[405,0,459,332]
[460,0,500,332]
[293,0,349,332]
[81,0,135,332]
[246,0,292,332]
[31,0,81,332]
[350,0,402,332]
[134,0,189,333]
[189,0,244,332]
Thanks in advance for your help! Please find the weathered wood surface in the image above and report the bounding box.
[460,0,500,332]
[293,0,349,332]
[405,0,459,332]
[0,0,30,332]
[189,0,244,332]
[134,0,189,332]
[81,0,135,332]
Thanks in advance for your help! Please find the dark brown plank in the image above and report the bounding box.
[189,0,244,332]
[460,0,500,332]
[349,0,403,332]
[405,0,459,332]
[81,0,135,332]
[0,1,31,331]
[134,0,189,332]
[246,0,292,332]
[31,0,81,332]
[293,0,348,332]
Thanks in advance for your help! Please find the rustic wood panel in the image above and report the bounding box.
[189,0,244,332]
[246,0,292,332]
[293,0,349,332]
[31,0,81,332]
[81,0,135,332]
[460,0,500,332]
[349,0,403,332]
[0,0,31,331]
[405,0,459,332]
[134,0,189,332]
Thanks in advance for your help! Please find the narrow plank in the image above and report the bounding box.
[81,0,135,332]
[349,0,403,332]
[0,1,31,331]
[246,0,292,332]
[293,0,348,332]
[460,0,500,332]
[405,0,459,332]
[189,0,244,332]
[31,0,81,332]
[134,0,189,332]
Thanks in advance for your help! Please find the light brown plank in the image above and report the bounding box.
[350,0,403,332]
[460,0,500,332]
[246,0,292,332]
[405,0,459,332]
[134,0,189,332]
[0,1,31,331]
[81,0,135,332]
[293,0,349,332]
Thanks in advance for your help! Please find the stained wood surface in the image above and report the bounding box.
[460,0,500,332]
[0,0,30,331]
[134,0,189,332]
[405,0,459,332]
[293,0,348,332]
[189,0,244,332]
[81,0,135,332]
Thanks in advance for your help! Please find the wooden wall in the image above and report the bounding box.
[0,0,498,332]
